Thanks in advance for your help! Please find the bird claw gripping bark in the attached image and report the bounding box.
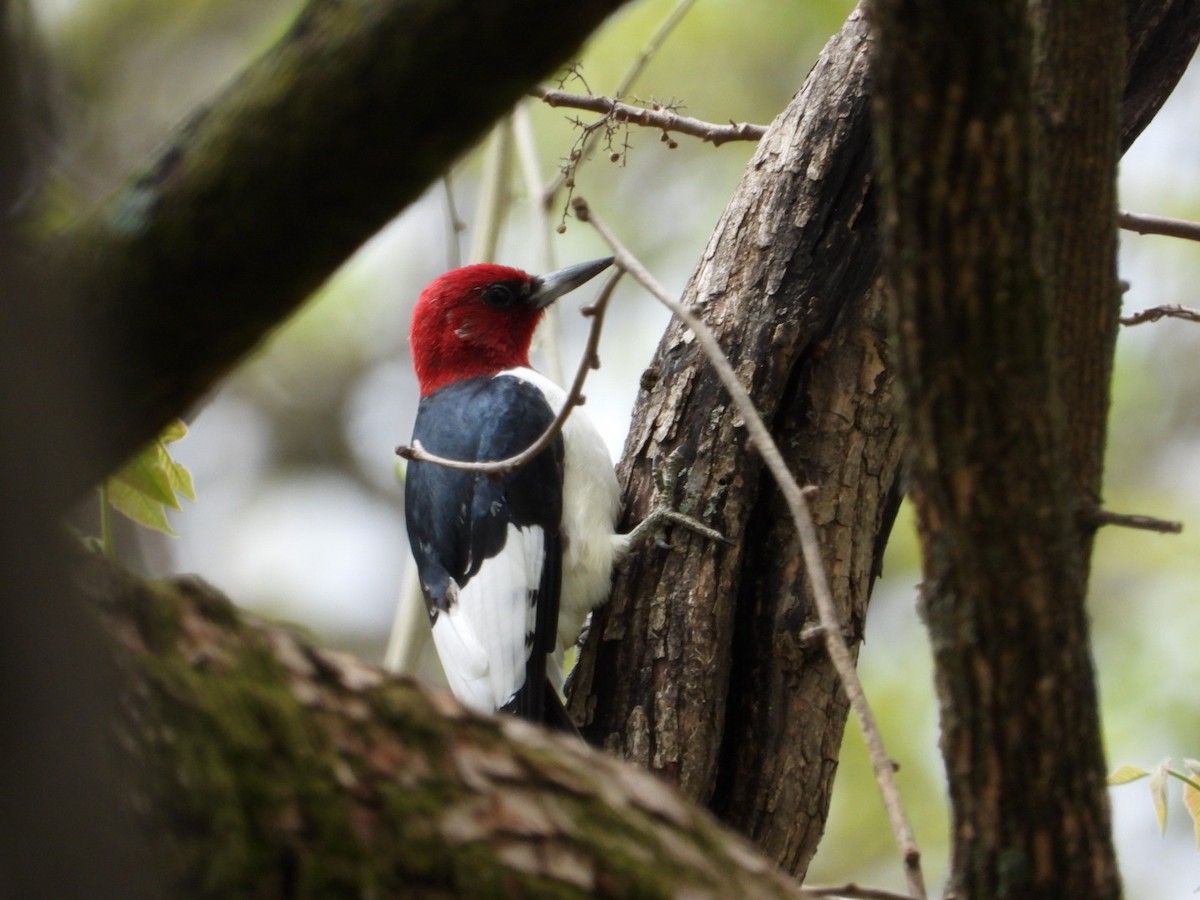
[618,448,731,555]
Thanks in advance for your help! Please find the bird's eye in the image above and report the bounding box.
[482,284,519,309]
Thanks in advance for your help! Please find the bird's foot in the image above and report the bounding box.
[619,448,732,553]
[623,505,730,551]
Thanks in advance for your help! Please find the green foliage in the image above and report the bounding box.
[102,419,196,542]
[1109,758,1200,846]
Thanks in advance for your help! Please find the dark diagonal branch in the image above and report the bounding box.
[55,0,632,505]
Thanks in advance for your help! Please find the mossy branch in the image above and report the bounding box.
[85,559,805,898]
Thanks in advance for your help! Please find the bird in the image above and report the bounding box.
[402,257,623,730]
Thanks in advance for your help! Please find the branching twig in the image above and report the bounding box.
[1119,210,1200,243]
[1120,303,1200,326]
[574,196,928,900]
[394,270,622,475]
[532,86,768,147]
[541,0,703,208]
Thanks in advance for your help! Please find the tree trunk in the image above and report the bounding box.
[1034,0,1123,519]
[871,0,1124,894]
[570,12,902,878]
[0,6,158,896]
[571,0,1199,883]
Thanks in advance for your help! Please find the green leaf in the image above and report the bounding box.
[106,477,178,536]
[159,419,188,444]
[102,419,195,535]
[1107,764,1149,785]
[1183,776,1200,848]
[150,438,195,504]
[1150,758,1171,835]
[166,453,196,502]
[111,447,179,508]
[1179,760,1200,847]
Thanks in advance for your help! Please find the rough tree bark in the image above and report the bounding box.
[1035,0,1124,521]
[568,12,899,878]
[871,0,1124,894]
[88,559,802,898]
[570,0,1199,883]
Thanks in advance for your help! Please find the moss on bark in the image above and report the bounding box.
[87,560,803,898]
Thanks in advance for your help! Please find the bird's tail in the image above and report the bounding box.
[501,680,582,737]
[540,683,582,737]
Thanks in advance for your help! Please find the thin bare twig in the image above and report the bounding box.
[532,86,768,147]
[1119,210,1200,243]
[542,0,702,205]
[574,196,928,900]
[1083,507,1183,534]
[395,270,622,475]
[1120,303,1200,326]
[470,117,515,264]
[512,103,566,385]
[440,175,465,270]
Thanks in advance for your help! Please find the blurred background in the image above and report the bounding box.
[35,0,1200,895]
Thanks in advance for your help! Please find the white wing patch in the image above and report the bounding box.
[501,367,621,651]
[431,523,545,713]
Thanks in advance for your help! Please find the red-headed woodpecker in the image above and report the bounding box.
[404,258,620,729]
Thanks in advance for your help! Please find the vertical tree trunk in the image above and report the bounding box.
[0,5,158,896]
[871,0,1122,895]
[1033,0,1124,526]
[568,10,898,878]
[572,0,1196,884]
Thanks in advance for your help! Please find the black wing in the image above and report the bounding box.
[404,375,564,723]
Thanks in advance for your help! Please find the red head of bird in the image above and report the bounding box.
[409,258,613,396]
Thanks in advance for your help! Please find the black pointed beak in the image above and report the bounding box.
[529,257,614,309]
